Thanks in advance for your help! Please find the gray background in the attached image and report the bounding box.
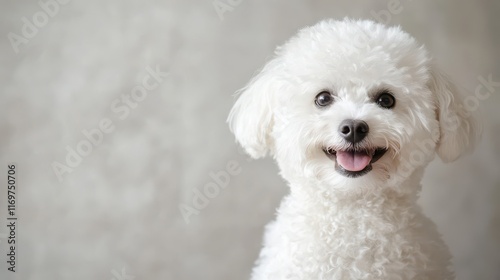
[1,0,499,279]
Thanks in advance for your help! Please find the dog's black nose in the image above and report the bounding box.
[339,119,369,143]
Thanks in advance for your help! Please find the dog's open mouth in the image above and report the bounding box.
[322,147,387,178]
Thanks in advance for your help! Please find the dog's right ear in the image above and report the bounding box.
[227,59,283,159]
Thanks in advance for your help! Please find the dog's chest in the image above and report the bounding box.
[259,198,452,279]
[294,210,415,273]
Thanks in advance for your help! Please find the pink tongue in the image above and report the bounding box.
[336,151,372,172]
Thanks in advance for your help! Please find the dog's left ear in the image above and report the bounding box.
[429,68,481,162]
[227,59,283,159]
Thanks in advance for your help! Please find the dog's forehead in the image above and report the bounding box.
[278,20,431,89]
[285,56,416,96]
[281,48,430,99]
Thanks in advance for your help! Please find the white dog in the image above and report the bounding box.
[228,19,479,280]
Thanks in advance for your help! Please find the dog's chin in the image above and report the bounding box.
[322,147,388,178]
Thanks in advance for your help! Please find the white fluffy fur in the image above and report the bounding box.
[228,19,480,280]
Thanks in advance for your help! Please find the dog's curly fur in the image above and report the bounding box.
[228,19,480,280]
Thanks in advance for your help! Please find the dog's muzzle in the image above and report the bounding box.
[323,119,387,177]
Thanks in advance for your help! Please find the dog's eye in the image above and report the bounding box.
[315,91,333,107]
[375,92,396,109]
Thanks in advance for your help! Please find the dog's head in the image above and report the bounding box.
[228,19,480,194]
